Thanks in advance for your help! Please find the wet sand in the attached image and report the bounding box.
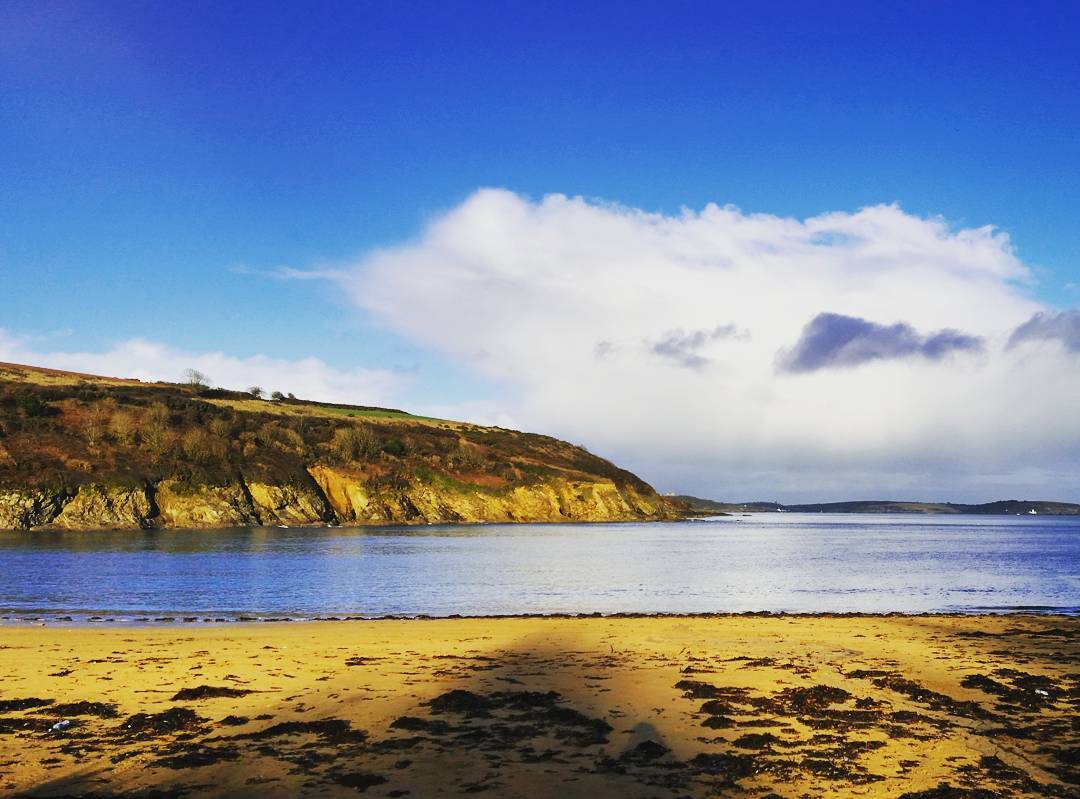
[0,615,1076,798]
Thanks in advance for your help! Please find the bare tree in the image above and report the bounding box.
[248,386,264,399]
[83,414,104,450]
[183,368,209,390]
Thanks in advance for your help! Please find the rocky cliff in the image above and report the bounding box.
[0,362,681,531]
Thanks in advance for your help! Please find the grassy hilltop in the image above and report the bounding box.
[0,363,678,530]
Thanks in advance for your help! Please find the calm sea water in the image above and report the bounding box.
[0,514,1077,620]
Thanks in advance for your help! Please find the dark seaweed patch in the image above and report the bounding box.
[426,689,492,716]
[400,689,612,751]
[389,716,453,735]
[688,751,755,784]
[171,685,253,701]
[701,715,736,729]
[897,783,1003,799]
[154,744,241,769]
[772,685,850,712]
[330,771,388,792]
[37,701,119,718]
[733,732,781,749]
[865,675,994,720]
[621,739,670,762]
[0,697,53,712]
[233,718,368,745]
[961,669,1063,711]
[116,707,206,739]
[674,680,728,699]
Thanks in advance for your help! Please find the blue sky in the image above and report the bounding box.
[2,1,1079,499]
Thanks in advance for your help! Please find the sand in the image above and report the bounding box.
[0,614,1076,798]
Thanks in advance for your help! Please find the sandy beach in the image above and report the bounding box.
[0,614,1076,798]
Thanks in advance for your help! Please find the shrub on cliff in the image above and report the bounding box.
[332,424,380,462]
[180,428,227,465]
[450,445,484,472]
[10,391,56,419]
[381,437,407,457]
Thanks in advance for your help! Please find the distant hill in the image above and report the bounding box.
[675,496,1080,516]
[0,362,680,531]
[670,496,773,515]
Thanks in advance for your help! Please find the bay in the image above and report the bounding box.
[0,513,1077,620]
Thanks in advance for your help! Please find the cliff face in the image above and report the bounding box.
[0,470,674,531]
[308,465,671,525]
[0,362,681,531]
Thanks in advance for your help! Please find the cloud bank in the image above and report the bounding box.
[651,325,743,370]
[1007,309,1080,353]
[334,189,1080,501]
[778,313,984,373]
[0,330,405,406]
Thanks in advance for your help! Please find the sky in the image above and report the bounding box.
[2,1,1079,502]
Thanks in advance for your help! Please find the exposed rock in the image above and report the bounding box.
[0,488,70,530]
[53,483,155,530]
[246,479,335,525]
[308,465,374,521]
[309,464,674,526]
[0,469,675,531]
[154,480,260,528]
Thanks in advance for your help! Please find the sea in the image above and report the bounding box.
[0,513,1077,621]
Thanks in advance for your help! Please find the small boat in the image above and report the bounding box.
[1027,509,1037,515]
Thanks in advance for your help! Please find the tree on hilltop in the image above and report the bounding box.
[183,368,209,390]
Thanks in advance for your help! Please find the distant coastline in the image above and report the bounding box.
[673,496,1080,516]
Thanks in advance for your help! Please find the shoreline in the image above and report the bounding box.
[2,608,1079,628]
[5,504,1080,535]
[0,516,699,535]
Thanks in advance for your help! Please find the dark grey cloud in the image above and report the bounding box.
[1007,309,1080,353]
[779,313,984,373]
[650,324,742,370]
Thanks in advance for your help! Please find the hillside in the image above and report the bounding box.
[0,363,679,531]
[677,496,1080,515]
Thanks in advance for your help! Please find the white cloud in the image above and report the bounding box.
[411,399,520,430]
[334,189,1080,501]
[0,330,406,406]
